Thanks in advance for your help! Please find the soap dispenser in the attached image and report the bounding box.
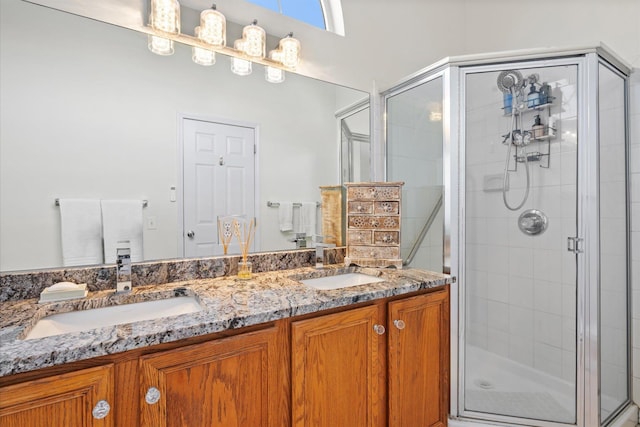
[532,114,544,138]
[527,83,540,108]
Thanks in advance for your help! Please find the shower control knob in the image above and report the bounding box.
[187,230,195,238]
[393,319,406,330]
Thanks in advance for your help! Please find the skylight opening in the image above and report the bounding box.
[245,0,344,36]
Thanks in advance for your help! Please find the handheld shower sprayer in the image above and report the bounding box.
[497,72,531,211]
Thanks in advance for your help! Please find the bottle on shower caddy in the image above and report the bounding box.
[527,83,540,108]
[532,115,544,139]
[539,82,552,105]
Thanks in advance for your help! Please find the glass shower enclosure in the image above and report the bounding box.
[383,46,631,427]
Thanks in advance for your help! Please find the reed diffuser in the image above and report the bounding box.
[233,216,255,279]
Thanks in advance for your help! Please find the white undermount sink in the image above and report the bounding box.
[24,296,203,340]
[300,273,385,290]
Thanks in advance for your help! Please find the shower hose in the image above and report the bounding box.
[502,89,530,211]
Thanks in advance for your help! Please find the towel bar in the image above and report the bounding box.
[267,201,320,208]
[55,199,148,208]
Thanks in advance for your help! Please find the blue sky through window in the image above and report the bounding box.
[246,0,325,29]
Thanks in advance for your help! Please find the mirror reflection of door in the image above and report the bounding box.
[340,104,370,183]
[182,118,256,257]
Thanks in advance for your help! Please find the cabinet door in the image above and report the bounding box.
[0,364,114,427]
[140,326,286,427]
[292,305,383,427]
[388,289,450,427]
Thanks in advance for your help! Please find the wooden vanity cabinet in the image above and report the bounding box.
[291,305,385,427]
[388,288,449,427]
[0,285,448,427]
[139,324,289,427]
[291,287,450,427]
[0,364,114,427]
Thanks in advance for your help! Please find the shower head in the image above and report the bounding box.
[497,70,524,93]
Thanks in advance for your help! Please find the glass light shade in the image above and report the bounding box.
[148,34,174,55]
[149,0,180,34]
[192,26,216,66]
[241,21,265,58]
[231,40,252,76]
[279,34,300,68]
[265,50,284,83]
[199,7,226,46]
[265,66,285,83]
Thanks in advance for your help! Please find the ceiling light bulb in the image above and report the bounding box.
[148,35,174,55]
[278,33,300,68]
[149,0,181,34]
[192,26,216,66]
[231,39,252,76]
[242,20,265,58]
[199,4,226,46]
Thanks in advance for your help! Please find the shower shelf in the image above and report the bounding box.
[501,99,555,115]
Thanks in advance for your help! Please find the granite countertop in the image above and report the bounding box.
[0,265,450,377]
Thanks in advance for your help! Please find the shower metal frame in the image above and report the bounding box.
[381,46,632,427]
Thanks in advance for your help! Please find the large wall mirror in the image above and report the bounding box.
[0,0,369,272]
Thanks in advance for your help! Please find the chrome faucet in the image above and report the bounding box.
[116,241,132,293]
[290,232,308,249]
[314,236,335,269]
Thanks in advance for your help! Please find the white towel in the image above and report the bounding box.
[278,202,293,232]
[299,202,317,237]
[101,200,143,263]
[59,199,104,267]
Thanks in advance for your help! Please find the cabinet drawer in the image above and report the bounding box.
[348,215,400,230]
[347,186,401,201]
[347,245,400,259]
[347,201,373,214]
[348,230,372,244]
[374,201,399,214]
[373,231,399,245]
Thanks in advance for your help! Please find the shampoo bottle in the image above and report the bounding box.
[532,115,544,138]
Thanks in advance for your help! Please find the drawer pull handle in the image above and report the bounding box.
[373,324,386,335]
[145,387,161,405]
[393,319,406,330]
[92,400,111,419]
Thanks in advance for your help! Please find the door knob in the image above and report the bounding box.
[187,230,195,238]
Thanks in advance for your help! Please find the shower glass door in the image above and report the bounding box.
[386,75,444,271]
[461,62,579,425]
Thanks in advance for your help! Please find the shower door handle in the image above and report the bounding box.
[567,237,583,254]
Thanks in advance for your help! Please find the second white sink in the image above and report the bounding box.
[300,273,385,290]
[24,296,203,340]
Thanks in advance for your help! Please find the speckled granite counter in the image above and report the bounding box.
[0,265,450,377]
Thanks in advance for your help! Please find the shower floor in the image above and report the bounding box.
[464,345,575,424]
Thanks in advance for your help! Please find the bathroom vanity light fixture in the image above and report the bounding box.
[146,1,301,83]
[191,4,226,66]
[148,0,181,56]
[239,20,266,59]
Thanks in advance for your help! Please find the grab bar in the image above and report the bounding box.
[403,193,443,267]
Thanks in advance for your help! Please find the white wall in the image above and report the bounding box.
[0,0,363,271]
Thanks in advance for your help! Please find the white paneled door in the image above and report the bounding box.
[182,118,256,257]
